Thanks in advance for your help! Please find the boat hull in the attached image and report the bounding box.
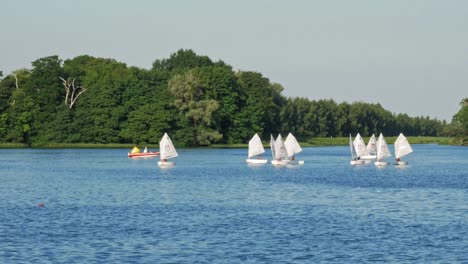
[271,160,289,166]
[246,159,268,164]
[128,152,159,158]
[158,161,175,167]
[350,160,365,165]
[361,155,377,160]
[374,161,389,166]
[288,160,304,166]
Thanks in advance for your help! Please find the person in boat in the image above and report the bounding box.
[396,158,400,162]
[143,147,148,153]
[131,146,140,154]
[258,155,262,160]
[162,159,167,162]
[291,156,295,161]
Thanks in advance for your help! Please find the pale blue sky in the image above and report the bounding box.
[1,0,467,121]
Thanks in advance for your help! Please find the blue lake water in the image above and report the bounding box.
[1,145,467,263]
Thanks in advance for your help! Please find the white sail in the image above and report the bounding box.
[394,133,413,159]
[353,133,369,158]
[159,133,178,160]
[376,133,391,160]
[275,134,289,160]
[248,133,265,158]
[270,134,276,160]
[367,134,377,155]
[349,134,357,160]
[284,133,302,158]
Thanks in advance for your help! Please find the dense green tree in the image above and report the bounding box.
[152,49,214,73]
[453,98,468,132]
[26,56,65,144]
[71,58,129,143]
[0,51,453,146]
[451,98,468,144]
[168,70,222,145]
[194,65,241,143]
[236,71,284,141]
[0,74,16,113]
[119,67,175,144]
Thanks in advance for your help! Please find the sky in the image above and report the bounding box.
[1,0,467,121]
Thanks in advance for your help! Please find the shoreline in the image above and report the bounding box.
[0,137,454,149]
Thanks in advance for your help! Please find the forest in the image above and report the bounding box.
[0,49,466,146]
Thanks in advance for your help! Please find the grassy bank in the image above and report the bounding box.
[0,137,456,149]
[0,143,29,148]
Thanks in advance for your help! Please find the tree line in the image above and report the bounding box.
[0,49,464,146]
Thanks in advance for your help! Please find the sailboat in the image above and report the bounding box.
[361,133,377,161]
[270,134,277,162]
[374,133,391,166]
[158,133,178,167]
[350,134,365,165]
[394,133,413,166]
[353,133,370,163]
[284,133,304,165]
[246,133,267,164]
[271,134,289,166]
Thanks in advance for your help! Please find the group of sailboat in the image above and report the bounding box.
[132,132,412,169]
[349,133,413,167]
[246,133,304,166]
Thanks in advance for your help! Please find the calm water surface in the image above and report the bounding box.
[1,145,467,263]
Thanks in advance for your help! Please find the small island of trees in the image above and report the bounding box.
[0,49,466,147]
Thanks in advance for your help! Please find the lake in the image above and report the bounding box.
[1,145,467,263]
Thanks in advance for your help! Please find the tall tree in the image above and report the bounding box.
[168,70,222,145]
[119,67,175,144]
[152,49,214,73]
[452,98,468,144]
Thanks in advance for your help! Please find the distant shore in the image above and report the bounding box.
[0,137,455,149]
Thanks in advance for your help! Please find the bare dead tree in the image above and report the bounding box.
[13,73,19,90]
[59,77,87,109]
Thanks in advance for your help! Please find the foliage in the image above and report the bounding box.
[0,50,457,146]
[451,98,468,145]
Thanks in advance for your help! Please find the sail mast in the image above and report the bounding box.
[349,134,356,160]
[270,134,276,160]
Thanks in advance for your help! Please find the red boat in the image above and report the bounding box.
[128,151,160,158]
